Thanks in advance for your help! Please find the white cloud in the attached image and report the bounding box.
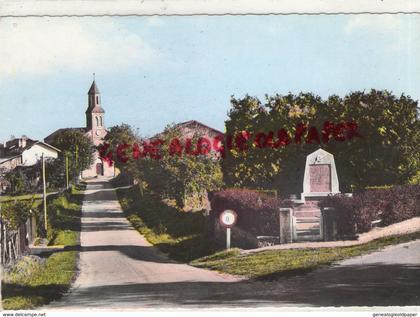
[344,15,402,34]
[0,18,158,79]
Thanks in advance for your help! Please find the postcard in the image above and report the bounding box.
[0,1,419,315]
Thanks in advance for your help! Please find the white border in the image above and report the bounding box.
[1,0,419,313]
[0,0,420,17]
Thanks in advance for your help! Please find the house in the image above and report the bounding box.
[44,81,115,178]
[154,120,224,140]
[0,137,60,193]
[0,137,60,171]
[152,120,225,158]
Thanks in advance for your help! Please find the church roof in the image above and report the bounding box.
[88,80,100,95]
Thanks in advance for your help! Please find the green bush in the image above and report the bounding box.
[4,170,26,195]
[210,189,287,236]
[46,192,81,245]
[320,185,420,237]
[117,185,217,262]
[2,188,82,309]
[1,198,36,229]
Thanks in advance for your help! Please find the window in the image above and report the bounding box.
[96,96,99,104]
[96,117,99,126]
[100,116,103,127]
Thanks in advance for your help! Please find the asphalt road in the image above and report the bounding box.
[47,178,420,309]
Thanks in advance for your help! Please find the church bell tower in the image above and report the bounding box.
[86,80,105,145]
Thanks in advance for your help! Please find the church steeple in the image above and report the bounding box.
[88,80,100,95]
[86,79,105,140]
[87,80,103,111]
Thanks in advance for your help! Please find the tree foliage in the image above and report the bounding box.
[142,125,223,207]
[4,170,26,194]
[223,90,420,193]
[1,198,36,229]
[49,129,95,179]
[104,124,223,208]
[104,123,139,171]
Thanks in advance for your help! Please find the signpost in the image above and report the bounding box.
[219,209,238,249]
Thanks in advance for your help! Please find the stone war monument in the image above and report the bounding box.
[286,148,340,242]
[301,148,340,202]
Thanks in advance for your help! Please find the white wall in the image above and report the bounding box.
[21,144,59,166]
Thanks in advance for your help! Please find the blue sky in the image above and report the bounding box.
[0,15,419,142]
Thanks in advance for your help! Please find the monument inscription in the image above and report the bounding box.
[302,149,339,200]
[309,164,331,192]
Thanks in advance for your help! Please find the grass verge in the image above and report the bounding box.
[191,231,420,279]
[117,186,420,279]
[115,184,217,262]
[2,184,84,310]
[114,182,420,280]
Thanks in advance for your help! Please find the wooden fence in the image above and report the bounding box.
[0,214,37,266]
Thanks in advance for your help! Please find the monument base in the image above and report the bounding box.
[300,191,340,202]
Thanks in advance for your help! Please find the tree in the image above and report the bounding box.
[104,123,138,170]
[223,93,326,194]
[44,157,66,190]
[329,90,420,190]
[103,123,223,208]
[49,129,95,181]
[136,125,223,208]
[222,90,420,194]
[5,169,25,194]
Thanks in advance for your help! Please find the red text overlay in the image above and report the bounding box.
[99,121,361,165]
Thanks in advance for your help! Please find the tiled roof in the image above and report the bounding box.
[151,120,224,140]
[0,140,60,162]
[0,155,20,164]
[44,127,87,144]
[172,120,224,135]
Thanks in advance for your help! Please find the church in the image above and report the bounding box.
[44,81,115,178]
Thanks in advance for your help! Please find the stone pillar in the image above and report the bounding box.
[321,207,338,241]
[279,208,293,244]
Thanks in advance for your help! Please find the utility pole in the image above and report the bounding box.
[42,153,47,232]
[65,152,69,189]
[75,144,79,185]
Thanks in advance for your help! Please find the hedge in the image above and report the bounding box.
[320,185,420,237]
[210,189,290,237]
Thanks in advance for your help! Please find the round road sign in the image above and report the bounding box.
[219,209,238,228]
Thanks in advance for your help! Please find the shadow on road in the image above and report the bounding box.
[81,221,133,232]
[62,244,175,264]
[49,263,420,307]
[81,211,125,218]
